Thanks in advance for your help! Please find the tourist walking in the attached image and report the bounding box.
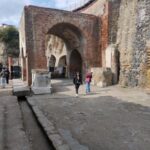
[85,72,92,94]
[5,67,10,84]
[73,72,82,97]
[0,68,6,88]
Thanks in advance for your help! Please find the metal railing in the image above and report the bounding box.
[62,0,94,11]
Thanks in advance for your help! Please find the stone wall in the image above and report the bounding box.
[117,0,150,87]
[108,0,121,44]
[78,0,150,88]
[19,0,150,88]
[79,0,108,67]
[79,0,107,16]
[19,11,28,81]
[20,5,100,85]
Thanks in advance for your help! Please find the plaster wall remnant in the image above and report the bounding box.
[45,35,67,68]
[19,0,150,88]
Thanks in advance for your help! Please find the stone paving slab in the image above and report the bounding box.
[0,106,4,150]
[0,81,31,150]
[12,79,30,96]
[27,99,70,150]
[27,79,150,150]
[0,96,31,150]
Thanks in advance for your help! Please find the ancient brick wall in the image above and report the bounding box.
[79,0,150,88]
[20,6,100,85]
[80,0,108,67]
[19,0,150,87]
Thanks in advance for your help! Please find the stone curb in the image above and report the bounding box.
[27,98,71,150]
[0,107,4,150]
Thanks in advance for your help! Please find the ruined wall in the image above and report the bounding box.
[19,0,150,87]
[20,5,100,85]
[79,0,150,88]
[79,0,107,16]
[19,11,28,81]
[117,0,150,87]
[108,0,121,44]
[80,0,108,66]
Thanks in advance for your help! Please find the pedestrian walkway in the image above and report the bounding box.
[27,79,150,150]
[51,79,150,106]
[0,81,31,150]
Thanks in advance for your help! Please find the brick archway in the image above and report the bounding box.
[20,5,101,85]
[49,55,56,67]
[69,49,82,77]
[47,22,85,78]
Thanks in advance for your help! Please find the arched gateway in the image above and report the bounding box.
[69,50,82,77]
[19,5,101,85]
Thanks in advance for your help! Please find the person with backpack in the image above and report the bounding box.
[85,72,92,94]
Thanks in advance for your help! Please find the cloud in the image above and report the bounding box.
[0,0,88,26]
[0,0,56,26]
[0,0,30,26]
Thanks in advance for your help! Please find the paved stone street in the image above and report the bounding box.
[0,81,31,150]
[27,79,150,150]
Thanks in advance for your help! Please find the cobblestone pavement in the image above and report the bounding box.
[27,79,150,150]
[0,81,31,150]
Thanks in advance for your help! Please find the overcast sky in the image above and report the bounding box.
[0,0,77,26]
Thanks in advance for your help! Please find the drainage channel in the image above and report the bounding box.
[18,96,55,150]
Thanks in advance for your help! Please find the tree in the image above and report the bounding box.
[0,26,19,57]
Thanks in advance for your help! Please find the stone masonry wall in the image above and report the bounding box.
[20,6,100,85]
[117,0,150,87]
[80,0,108,67]
[20,0,150,87]
[108,0,121,44]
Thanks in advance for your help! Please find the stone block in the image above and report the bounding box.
[91,67,112,87]
[31,69,52,94]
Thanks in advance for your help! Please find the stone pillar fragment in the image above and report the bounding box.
[91,67,112,87]
[31,69,51,94]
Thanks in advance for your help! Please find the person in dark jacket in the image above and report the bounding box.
[73,72,82,97]
[4,67,10,84]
